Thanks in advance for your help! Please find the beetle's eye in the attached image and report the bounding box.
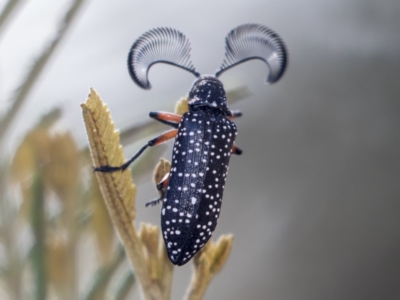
[128,28,200,89]
[215,23,287,84]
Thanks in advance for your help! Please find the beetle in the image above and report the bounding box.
[95,24,287,265]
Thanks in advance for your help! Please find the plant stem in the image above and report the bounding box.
[0,0,23,34]
[0,0,86,144]
[31,171,47,300]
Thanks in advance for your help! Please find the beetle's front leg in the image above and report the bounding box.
[94,129,178,172]
[149,111,182,128]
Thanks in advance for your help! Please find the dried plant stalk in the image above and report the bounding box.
[81,88,163,300]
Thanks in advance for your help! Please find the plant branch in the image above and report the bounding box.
[0,0,23,35]
[81,88,167,300]
[0,0,86,144]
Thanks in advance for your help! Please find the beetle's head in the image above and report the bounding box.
[187,75,230,116]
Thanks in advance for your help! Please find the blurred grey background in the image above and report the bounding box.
[1,0,399,299]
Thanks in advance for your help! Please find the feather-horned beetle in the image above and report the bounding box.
[95,24,287,265]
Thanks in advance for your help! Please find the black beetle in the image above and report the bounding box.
[96,24,287,265]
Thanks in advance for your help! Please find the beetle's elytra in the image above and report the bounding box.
[95,24,287,265]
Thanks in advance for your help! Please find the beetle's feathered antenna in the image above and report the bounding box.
[128,28,200,89]
[215,24,287,84]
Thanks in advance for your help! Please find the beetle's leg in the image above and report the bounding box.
[227,110,242,120]
[94,129,178,172]
[150,111,182,128]
[231,144,243,155]
[146,173,169,207]
[227,111,243,154]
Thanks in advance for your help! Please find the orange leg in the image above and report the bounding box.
[226,110,242,120]
[231,144,243,155]
[150,111,182,128]
[95,129,178,172]
[227,111,243,154]
[148,129,178,146]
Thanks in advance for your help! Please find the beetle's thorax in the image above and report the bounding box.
[188,75,231,116]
